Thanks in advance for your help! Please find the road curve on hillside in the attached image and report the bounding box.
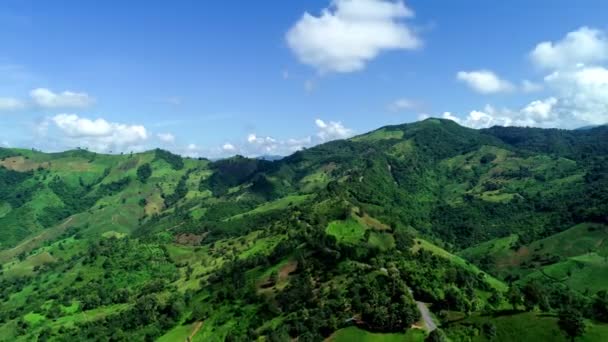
[416,301,437,332]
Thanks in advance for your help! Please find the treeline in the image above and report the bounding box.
[154,149,184,170]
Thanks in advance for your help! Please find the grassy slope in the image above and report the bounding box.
[2,121,608,341]
[328,326,426,342]
[445,312,608,342]
[413,238,507,292]
[459,223,608,284]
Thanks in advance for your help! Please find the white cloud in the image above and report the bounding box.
[388,98,415,111]
[247,134,278,152]
[286,0,421,73]
[315,118,354,141]
[453,27,608,129]
[157,132,175,143]
[0,97,25,111]
[456,70,514,94]
[530,27,608,70]
[50,114,148,152]
[222,143,236,152]
[417,113,430,120]
[30,88,94,109]
[441,112,461,124]
[230,119,350,157]
[520,97,559,123]
[245,134,312,156]
[521,80,543,93]
[441,98,562,129]
[544,65,608,125]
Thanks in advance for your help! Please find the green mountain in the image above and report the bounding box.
[1,118,608,341]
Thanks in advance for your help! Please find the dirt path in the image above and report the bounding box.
[186,321,203,342]
[416,301,437,332]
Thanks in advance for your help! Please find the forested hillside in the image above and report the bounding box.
[1,118,608,341]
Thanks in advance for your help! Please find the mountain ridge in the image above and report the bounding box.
[1,118,607,341]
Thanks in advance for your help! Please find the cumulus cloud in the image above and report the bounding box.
[530,27,608,70]
[441,98,561,129]
[0,97,25,111]
[157,132,175,143]
[448,28,608,129]
[224,119,349,157]
[544,65,608,125]
[247,134,278,152]
[286,0,421,73]
[222,143,236,152]
[30,88,94,108]
[50,114,148,152]
[456,70,514,94]
[315,118,354,141]
[241,133,311,156]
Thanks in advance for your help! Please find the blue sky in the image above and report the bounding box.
[1,0,608,157]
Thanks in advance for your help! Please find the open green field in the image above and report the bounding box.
[227,194,310,220]
[521,253,608,293]
[326,218,367,244]
[445,312,608,342]
[328,326,426,342]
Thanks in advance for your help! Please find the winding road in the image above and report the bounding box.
[408,288,437,332]
[416,301,437,332]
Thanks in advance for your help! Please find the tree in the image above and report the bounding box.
[488,290,503,309]
[507,286,523,310]
[137,163,152,183]
[593,290,608,322]
[522,281,543,311]
[426,328,447,342]
[482,322,497,340]
[558,309,586,341]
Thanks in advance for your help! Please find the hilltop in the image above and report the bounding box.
[1,118,607,341]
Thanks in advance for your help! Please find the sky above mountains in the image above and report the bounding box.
[1,0,608,157]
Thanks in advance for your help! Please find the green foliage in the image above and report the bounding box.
[426,329,447,342]
[2,119,608,341]
[136,163,152,183]
[558,309,586,341]
[202,155,272,196]
[0,168,38,207]
[154,148,184,170]
[163,172,188,206]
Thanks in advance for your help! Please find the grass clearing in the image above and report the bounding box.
[352,128,404,142]
[227,194,310,220]
[328,326,426,342]
[521,253,608,293]
[326,218,367,244]
[445,312,608,342]
[158,322,200,342]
